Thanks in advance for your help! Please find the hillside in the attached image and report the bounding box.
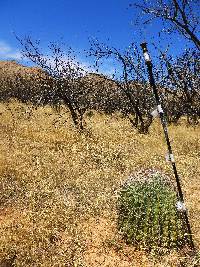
[0,61,145,117]
[0,60,44,79]
[0,100,199,266]
[0,60,120,104]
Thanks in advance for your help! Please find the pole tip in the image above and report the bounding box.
[140,42,147,49]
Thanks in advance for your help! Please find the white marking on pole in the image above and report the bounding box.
[176,201,187,212]
[165,153,175,163]
[143,52,151,62]
[157,104,164,114]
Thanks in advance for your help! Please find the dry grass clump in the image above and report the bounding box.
[0,100,199,266]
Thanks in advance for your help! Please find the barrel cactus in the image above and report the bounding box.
[118,169,187,252]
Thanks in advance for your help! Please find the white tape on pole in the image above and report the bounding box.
[176,201,187,212]
[170,154,175,163]
[157,104,164,114]
[165,153,175,163]
[143,52,151,62]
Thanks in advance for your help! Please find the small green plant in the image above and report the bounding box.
[118,170,187,252]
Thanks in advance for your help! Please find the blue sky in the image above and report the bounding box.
[0,0,195,75]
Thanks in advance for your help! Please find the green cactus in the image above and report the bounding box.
[118,170,187,252]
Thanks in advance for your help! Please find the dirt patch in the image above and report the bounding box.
[0,206,23,224]
[81,216,151,267]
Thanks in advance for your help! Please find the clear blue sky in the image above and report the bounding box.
[0,0,193,74]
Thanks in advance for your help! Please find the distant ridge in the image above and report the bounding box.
[0,60,43,79]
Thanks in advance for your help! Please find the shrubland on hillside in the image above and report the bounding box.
[0,59,199,132]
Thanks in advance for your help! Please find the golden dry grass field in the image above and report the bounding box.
[0,100,199,266]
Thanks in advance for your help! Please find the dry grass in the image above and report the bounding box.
[0,100,199,266]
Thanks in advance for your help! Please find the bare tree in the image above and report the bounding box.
[131,0,200,50]
[88,39,155,133]
[159,49,200,124]
[16,36,91,130]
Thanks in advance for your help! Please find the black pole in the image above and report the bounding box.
[140,42,194,249]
